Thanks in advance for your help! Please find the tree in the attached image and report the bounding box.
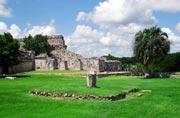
[23,34,52,56]
[0,32,20,74]
[133,26,170,77]
[157,52,180,72]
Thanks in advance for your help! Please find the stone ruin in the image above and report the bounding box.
[0,35,121,74]
[34,35,122,72]
[29,88,140,101]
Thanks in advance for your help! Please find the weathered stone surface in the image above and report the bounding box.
[34,35,122,72]
[59,61,68,70]
[87,74,96,88]
[29,88,141,101]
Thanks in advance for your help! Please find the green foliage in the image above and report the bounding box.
[0,32,20,74]
[128,63,144,76]
[23,34,52,56]
[105,54,139,71]
[105,52,180,74]
[133,26,170,76]
[156,52,180,72]
[105,54,138,64]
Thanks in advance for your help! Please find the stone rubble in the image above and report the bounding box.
[29,88,140,101]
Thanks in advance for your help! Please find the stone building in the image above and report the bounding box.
[47,35,67,50]
[33,35,122,72]
[34,53,58,70]
[1,34,121,73]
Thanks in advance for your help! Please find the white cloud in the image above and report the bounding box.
[76,12,88,21]
[69,0,180,57]
[0,0,11,17]
[66,25,133,57]
[25,19,56,36]
[77,0,157,28]
[162,27,180,53]
[176,22,180,32]
[77,0,180,28]
[8,24,21,38]
[0,19,56,38]
[149,0,180,12]
[0,22,7,33]
[0,22,22,38]
[66,24,180,57]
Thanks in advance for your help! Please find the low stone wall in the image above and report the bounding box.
[105,61,122,71]
[0,60,34,74]
[35,58,58,70]
[170,74,180,78]
[8,60,34,73]
[29,88,140,101]
[81,59,122,72]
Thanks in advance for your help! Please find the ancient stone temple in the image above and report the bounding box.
[2,35,121,73]
[34,35,122,72]
[0,34,121,74]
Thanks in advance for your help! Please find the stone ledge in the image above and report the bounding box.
[29,88,140,101]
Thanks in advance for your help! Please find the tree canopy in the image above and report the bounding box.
[23,34,52,56]
[133,26,170,75]
[0,32,20,74]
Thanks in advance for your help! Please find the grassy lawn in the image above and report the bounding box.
[0,74,180,118]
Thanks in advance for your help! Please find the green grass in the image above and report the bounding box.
[0,74,180,118]
[174,72,180,74]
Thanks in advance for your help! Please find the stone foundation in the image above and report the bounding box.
[29,88,140,101]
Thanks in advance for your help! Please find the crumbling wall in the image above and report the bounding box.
[105,61,122,71]
[47,35,66,50]
[59,61,68,70]
[35,58,57,70]
[8,60,34,73]
[17,35,122,72]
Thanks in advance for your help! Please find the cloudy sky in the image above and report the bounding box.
[0,0,180,57]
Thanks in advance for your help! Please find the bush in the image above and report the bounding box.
[124,63,144,76]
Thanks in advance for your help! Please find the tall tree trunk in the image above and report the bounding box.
[150,61,154,78]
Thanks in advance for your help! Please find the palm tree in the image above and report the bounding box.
[133,26,170,77]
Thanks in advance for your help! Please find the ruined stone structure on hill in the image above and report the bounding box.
[0,35,122,74]
[35,35,122,72]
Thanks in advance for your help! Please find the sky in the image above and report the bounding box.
[0,0,180,57]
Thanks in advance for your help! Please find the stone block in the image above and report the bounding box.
[59,61,68,70]
[87,74,96,88]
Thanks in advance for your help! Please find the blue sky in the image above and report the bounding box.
[0,0,180,57]
[1,0,102,34]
